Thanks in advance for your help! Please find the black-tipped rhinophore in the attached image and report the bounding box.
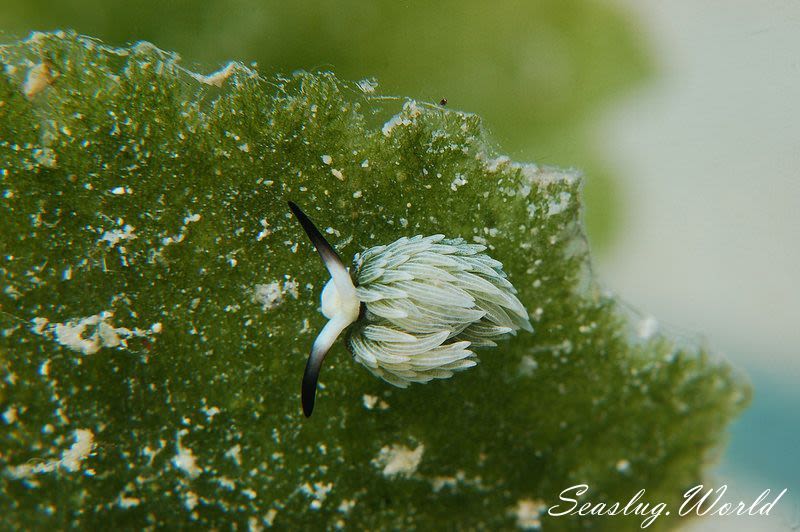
[288,201,345,273]
[288,201,348,417]
[301,346,323,417]
[300,318,345,417]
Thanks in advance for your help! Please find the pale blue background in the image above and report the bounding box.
[596,3,800,529]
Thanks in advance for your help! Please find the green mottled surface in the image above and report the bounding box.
[0,32,748,530]
[1,0,653,251]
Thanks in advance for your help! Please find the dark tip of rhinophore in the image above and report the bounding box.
[289,200,338,418]
[287,200,344,271]
[301,354,321,417]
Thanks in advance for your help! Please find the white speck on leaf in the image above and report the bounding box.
[301,481,333,510]
[283,279,299,299]
[31,317,49,334]
[225,444,242,466]
[23,61,55,99]
[33,147,57,168]
[7,428,94,478]
[216,477,236,490]
[450,174,467,191]
[4,284,21,300]
[547,192,572,216]
[252,282,292,311]
[32,311,153,355]
[356,79,377,94]
[484,155,511,173]
[518,355,538,377]
[118,494,141,509]
[362,394,378,410]
[372,444,424,478]
[190,62,240,87]
[382,101,422,136]
[61,429,95,472]
[183,491,199,511]
[201,404,221,420]
[173,431,202,479]
[160,212,201,247]
[511,499,546,530]
[256,218,272,241]
[3,407,18,424]
[338,499,357,514]
[99,224,136,247]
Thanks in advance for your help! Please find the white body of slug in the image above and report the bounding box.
[288,201,531,416]
[321,234,532,387]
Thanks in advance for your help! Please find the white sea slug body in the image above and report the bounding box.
[288,202,532,417]
[350,235,532,387]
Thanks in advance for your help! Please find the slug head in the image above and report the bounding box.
[288,202,359,417]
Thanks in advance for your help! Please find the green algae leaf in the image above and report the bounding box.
[0,32,749,530]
